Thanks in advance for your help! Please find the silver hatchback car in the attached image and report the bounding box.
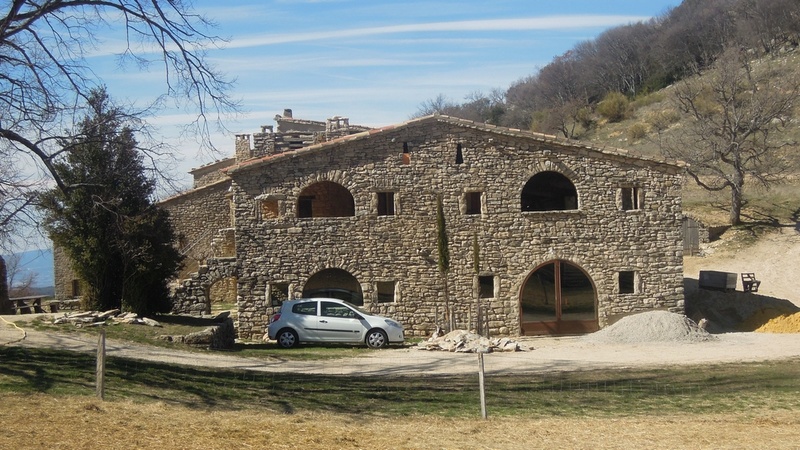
[267,298,405,348]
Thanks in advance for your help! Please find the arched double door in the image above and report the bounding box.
[520,260,598,335]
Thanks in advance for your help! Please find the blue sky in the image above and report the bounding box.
[91,0,678,188]
[14,0,681,271]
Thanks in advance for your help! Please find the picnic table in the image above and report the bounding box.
[6,296,57,314]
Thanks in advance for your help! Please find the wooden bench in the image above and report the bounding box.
[741,273,761,293]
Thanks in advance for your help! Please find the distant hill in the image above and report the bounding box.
[3,248,54,290]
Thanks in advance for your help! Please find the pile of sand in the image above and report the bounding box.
[583,310,716,344]
[754,312,800,333]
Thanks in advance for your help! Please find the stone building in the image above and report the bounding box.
[227,113,685,340]
[54,110,685,340]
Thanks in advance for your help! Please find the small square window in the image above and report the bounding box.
[478,275,494,299]
[261,199,279,219]
[377,281,396,303]
[465,192,482,215]
[269,283,290,306]
[621,187,642,211]
[377,192,395,216]
[619,271,636,294]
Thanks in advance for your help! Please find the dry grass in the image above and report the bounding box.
[1,393,798,449]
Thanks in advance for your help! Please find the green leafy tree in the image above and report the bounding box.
[40,89,182,314]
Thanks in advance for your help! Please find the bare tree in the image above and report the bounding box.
[0,1,236,238]
[659,47,800,226]
[735,0,800,54]
[4,253,38,298]
[412,94,461,118]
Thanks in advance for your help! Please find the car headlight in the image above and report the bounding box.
[384,319,402,329]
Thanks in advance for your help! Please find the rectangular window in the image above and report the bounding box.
[376,281,396,303]
[71,279,81,297]
[465,191,482,215]
[269,283,290,306]
[478,275,494,299]
[621,187,642,211]
[298,196,313,218]
[377,192,395,216]
[619,271,636,294]
[261,199,280,219]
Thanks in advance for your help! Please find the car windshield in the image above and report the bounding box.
[341,300,370,316]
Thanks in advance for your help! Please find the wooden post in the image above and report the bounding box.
[478,352,487,419]
[96,329,106,400]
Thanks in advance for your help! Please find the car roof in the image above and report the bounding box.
[285,297,347,304]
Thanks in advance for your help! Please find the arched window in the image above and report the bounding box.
[297,181,355,218]
[521,171,578,211]
[303,268,363,306]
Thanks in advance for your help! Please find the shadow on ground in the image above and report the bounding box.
[684,277,800,333]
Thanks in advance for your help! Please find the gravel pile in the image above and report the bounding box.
[583,310,717,344]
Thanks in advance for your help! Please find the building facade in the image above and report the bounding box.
[53,110,685,340]
[227,114,685,340]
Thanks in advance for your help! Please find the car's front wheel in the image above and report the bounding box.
[276,328,299,348]
[365,329,388,348]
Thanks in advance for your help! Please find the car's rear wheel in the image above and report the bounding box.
[277,328,298,348]
[365,329,388,348]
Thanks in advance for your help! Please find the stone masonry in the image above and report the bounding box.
[51,110,685,341]
[227,114,685,340]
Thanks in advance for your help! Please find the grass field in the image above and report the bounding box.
[0,347,800,449]
[1,346,800,448]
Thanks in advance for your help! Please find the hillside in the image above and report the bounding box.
[581,49,800,229]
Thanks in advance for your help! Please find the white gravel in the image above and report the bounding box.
[581,311,716,344]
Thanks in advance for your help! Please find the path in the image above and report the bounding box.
[3,314,800,376]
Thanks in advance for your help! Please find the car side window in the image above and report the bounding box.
[292,302,318,315]
[321,302,356,318]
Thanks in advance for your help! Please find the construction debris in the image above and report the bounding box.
[52,310,162,327]
[416,330,527,353]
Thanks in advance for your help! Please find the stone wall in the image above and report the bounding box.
[229,116,685,340]
[170,258,238,315]
[52,245,78,301]
[160,180,233,279]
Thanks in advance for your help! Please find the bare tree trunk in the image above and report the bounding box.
[0,255,11,314]
[730,187,743,226]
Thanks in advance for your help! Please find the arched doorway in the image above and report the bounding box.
[303,268,364,305]
[520,260,598,335]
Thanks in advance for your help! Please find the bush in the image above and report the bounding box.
[597,92,630,122]
[632,91,666,109]
[628,122,649,141]
[645,110,681,132]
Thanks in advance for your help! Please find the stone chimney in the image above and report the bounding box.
[235,134,252,162]
[283,108,293,118]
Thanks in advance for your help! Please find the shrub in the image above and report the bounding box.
[646,110,681,132]
[597,92,630,122]
[627,122,649,141]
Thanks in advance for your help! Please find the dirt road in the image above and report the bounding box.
[4,314,800,376]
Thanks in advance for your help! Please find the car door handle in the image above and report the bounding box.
[320,320,328,323]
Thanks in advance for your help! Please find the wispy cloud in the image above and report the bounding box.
[228,15,650,48]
